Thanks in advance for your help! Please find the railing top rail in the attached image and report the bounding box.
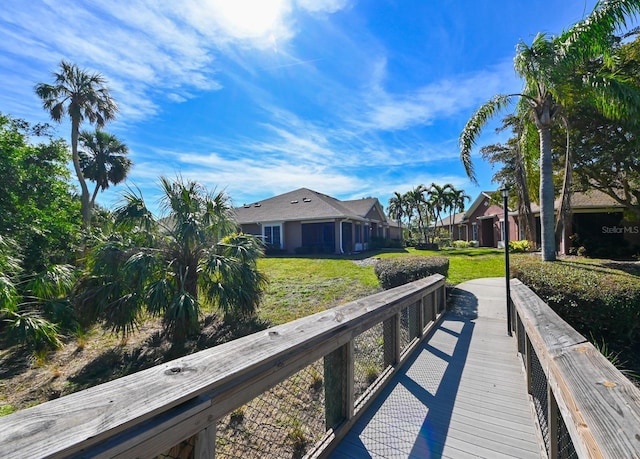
[0,274,444,458]
[510,278,640,458]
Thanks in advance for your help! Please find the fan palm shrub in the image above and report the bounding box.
[77,177,267,343]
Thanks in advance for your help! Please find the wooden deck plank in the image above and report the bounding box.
[330,278,542,458]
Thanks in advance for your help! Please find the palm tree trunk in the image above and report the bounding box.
[91,184,100,207]
[539,126,556,261]
[71,120,92,230]
[515,145,535,242]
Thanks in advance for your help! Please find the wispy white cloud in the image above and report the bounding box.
[361,59,516,131]
[0,0,350,124]
[296,0,351,14]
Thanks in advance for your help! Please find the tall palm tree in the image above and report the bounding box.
[387,191,406,242]
[401,192,415,238]
[429,183,453,236]
[79,129,131,208]
[77,177,267,343]
[406,185,429,243]
[35,61,118,230]
[449,187,471,240]
[459,0,640,261]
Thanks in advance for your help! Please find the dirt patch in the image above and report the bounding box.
[0,314,269,414]
[351,257,379,267]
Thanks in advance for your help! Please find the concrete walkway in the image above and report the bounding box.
[330,278,543,458]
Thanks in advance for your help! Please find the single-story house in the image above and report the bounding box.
[234,188,401,254]
[437,189,640,255]
[532,189,640,256]
[436,191,519,248]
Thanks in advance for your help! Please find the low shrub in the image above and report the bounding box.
[414,243,438,250]
[510,256,640,346]
[508,240,533,253]
[434,237,451,249]
[374,255,449,290]
[452,240,471,249]
[370,236,403,250]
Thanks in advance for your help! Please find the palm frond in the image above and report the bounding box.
[584,69,640,119]
[113,187,156,236]
[25,264,77,300]
[560,0,640,65]
[459,95,516,182]
[163,291,199,342]
[4,309,62,350]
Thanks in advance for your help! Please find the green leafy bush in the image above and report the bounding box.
[434,237,451,249]
[374,256,449,290]
[508,240,533,253]
[510,256,640,345]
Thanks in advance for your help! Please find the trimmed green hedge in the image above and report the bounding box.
[510,256,640,345]
[374,256,449,290]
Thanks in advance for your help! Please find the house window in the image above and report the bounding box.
[355,223,362,243]
[472,222,478,241]
[264,225,281,248]
[364,224,370,243]
[500,220,506,241]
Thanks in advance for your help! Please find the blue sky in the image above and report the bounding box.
[0,0,599,215]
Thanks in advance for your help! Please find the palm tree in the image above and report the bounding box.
[79,129,131,208]
[449,187,471,240]
[0,235,75,351]
[459,0,640,261]
[387,192,406,242]
[35,61,118,230]
[77,177,267,343]
[429,183,453,237]
[406,185,429,243]
[402,192,415,239]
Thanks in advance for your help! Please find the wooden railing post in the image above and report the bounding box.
[383,313,401,367]
[194,425,216,459]
[324,341,354,430]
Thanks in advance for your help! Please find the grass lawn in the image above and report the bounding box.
[376,247,505,285]
[257,247,505,325]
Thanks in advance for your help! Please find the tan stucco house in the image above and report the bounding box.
[234,188,401,254]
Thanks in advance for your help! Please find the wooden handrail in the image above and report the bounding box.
[0,275,446,458]
[510,279,640,459]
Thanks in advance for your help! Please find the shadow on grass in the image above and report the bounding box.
[555,259,640,278]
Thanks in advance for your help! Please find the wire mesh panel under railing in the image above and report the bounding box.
[422,294,435,329]
[529,345,550,455]
[353,322,385,403]
[517,313,526,359]
[399,306,410,352]
[557,403,579,459]
[215,359,326,459]
[437,287,445,313]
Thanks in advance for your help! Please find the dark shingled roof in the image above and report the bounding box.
[233,188,384,224]
[529,189,623,213]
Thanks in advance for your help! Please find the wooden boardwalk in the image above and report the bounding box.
[330,278,543,458]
